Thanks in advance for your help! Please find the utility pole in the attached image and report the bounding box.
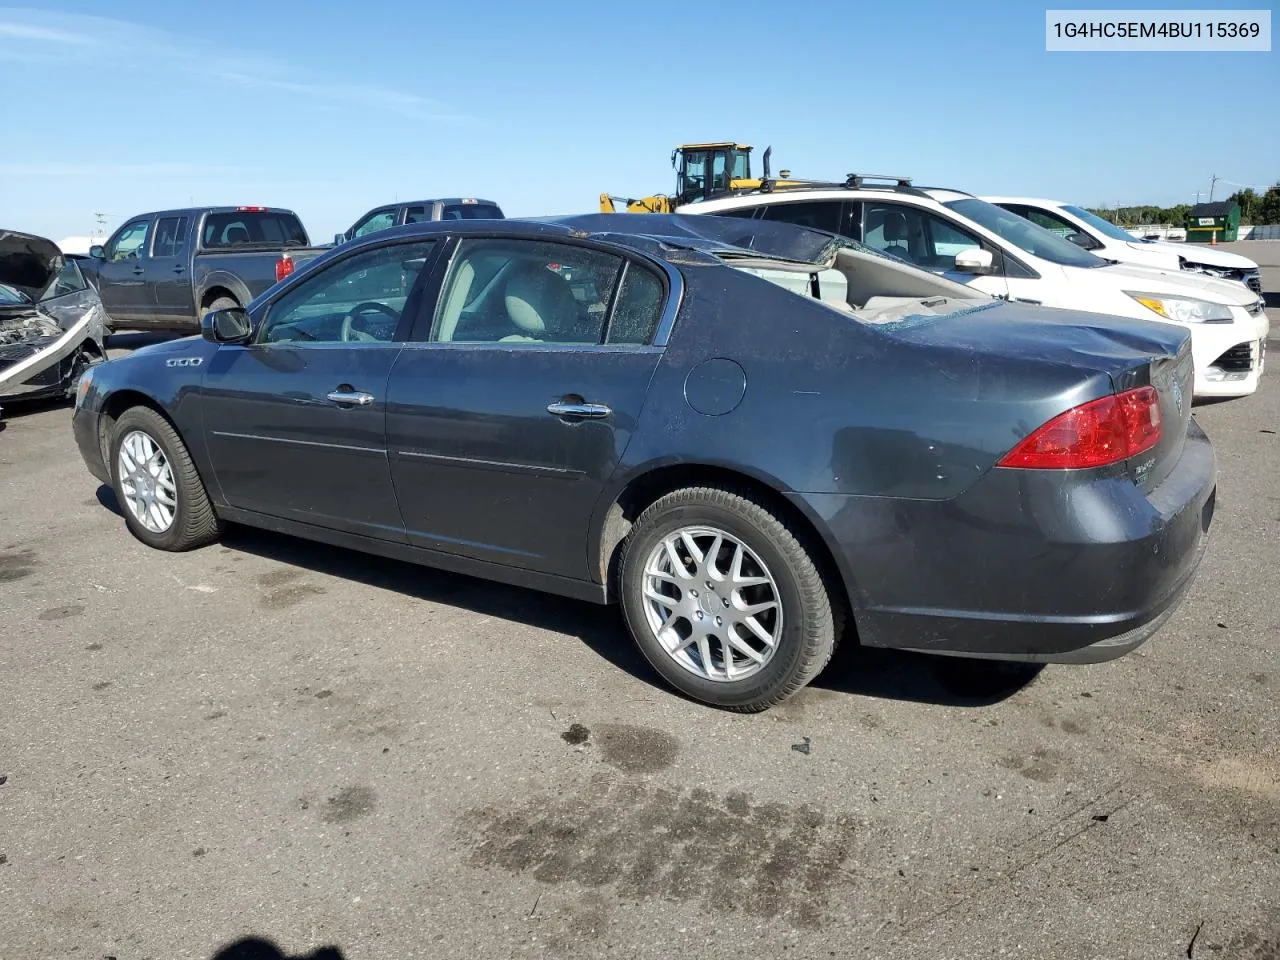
[1208,174,1220,202]
[92,212,108,240]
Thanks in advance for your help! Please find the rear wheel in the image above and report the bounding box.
[109,407,222,551]
[619,486,838,712]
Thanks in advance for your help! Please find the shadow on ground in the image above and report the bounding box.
[209,938,344,960]
[89,501,1032,710]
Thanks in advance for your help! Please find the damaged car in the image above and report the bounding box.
[0,230,107,418]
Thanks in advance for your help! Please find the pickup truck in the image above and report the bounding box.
[82,206,326,331]
[336,197,504,244]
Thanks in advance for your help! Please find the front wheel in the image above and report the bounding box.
[619,487,838,712]
[109,406,222,551]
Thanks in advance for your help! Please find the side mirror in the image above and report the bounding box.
[333,233,346,246]
[954,247,995,274]
[1066,232,1099,250]
[201,307,253,344]
[89,245,105,260]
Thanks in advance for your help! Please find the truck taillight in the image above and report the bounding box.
[997,387,1162,469]
[275,254,294,283]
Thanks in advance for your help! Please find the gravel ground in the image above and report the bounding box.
[0,267,1277,960]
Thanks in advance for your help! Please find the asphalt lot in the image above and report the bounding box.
[1,245,1278,960]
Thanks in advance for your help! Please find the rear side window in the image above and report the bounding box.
[607,264,664,344]
[440,202,504,220]
[202,212,308,248]
[152,216,188,258]
[404,206,430,224]
[761,200,844,234]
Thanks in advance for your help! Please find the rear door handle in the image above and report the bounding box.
[326,388,375,406]
[172,265,185,273]
[132,267,144,275]
[547,399,612,420]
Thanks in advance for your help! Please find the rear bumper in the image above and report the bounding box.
[794,422,1217,664]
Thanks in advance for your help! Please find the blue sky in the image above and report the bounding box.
[1,0,1276,245]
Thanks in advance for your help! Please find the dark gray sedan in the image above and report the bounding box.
[71,214,1215,711]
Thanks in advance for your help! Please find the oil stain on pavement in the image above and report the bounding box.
[462,775,861,929]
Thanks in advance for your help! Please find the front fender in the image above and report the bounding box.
[81,336,221,500]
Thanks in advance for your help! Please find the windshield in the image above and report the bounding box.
[943,198,1107,268]
[0,282,31,305]
[1061,205,1139,243]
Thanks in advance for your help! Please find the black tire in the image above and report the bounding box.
[619,486,839,712]
[204,296,239,316]
[109,406,222,551]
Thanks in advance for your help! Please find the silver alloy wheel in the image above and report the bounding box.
[117,430,178,534]
[640,525,783,682]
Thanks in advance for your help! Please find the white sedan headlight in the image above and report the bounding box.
[1125,292,1234,324]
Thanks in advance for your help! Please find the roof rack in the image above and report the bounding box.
[843,173,913,188]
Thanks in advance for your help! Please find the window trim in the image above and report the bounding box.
[408,233,682,350]
[249,236,444,346]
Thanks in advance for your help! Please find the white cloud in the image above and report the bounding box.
[0,22,91,43]
[0,7,465,121]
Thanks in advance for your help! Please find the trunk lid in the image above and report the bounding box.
[0,230,62,302]
[874,301,1194,488]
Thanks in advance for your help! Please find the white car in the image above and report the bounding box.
[685,181,1269,398]
[982,196,1263,296]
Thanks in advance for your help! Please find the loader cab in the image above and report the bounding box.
[674,143,753,205]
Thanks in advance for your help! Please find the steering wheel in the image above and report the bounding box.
[340,301,399,342]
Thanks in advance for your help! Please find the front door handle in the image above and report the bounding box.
[547,399,612,420]
[172,265,185,273]
[132,267,144,275]
[326,388,375,406]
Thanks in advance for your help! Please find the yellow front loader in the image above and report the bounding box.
[600,142,807,214]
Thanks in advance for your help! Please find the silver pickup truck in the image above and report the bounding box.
[81,206,327,332]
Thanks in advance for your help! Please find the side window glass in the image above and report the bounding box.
[404,206,429,224]
[864,204,982,271]
[607,263,664,345]
[152,216,188,258]
[105,220,150,262]
[259,241,436,345]
[353,210,397,238]
[761,201,843,234]
[44,260,87,299]
[1023,207,1076,238]
[433,239,622,345]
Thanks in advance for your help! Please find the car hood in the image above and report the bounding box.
[1089,260,1258,306]
[1127,239,1256,270]
[0,230,62,302]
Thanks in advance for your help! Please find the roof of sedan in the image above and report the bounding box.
[357,213,842,265]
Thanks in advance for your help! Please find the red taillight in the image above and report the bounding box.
[275,254,294,283]
[998,386,1162,469]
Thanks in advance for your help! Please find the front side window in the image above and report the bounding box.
[944,198,1107,268]
[352,210,398,238]
[152,216,188,258]
[259,241,436,345]
[863,203,983,270]
[44,259,88,299]
[432,239,661,346]
[106,220,150,262]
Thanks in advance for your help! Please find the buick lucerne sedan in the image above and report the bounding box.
[72,214,1216,711]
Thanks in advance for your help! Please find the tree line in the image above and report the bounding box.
[1088,182,1280,226]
